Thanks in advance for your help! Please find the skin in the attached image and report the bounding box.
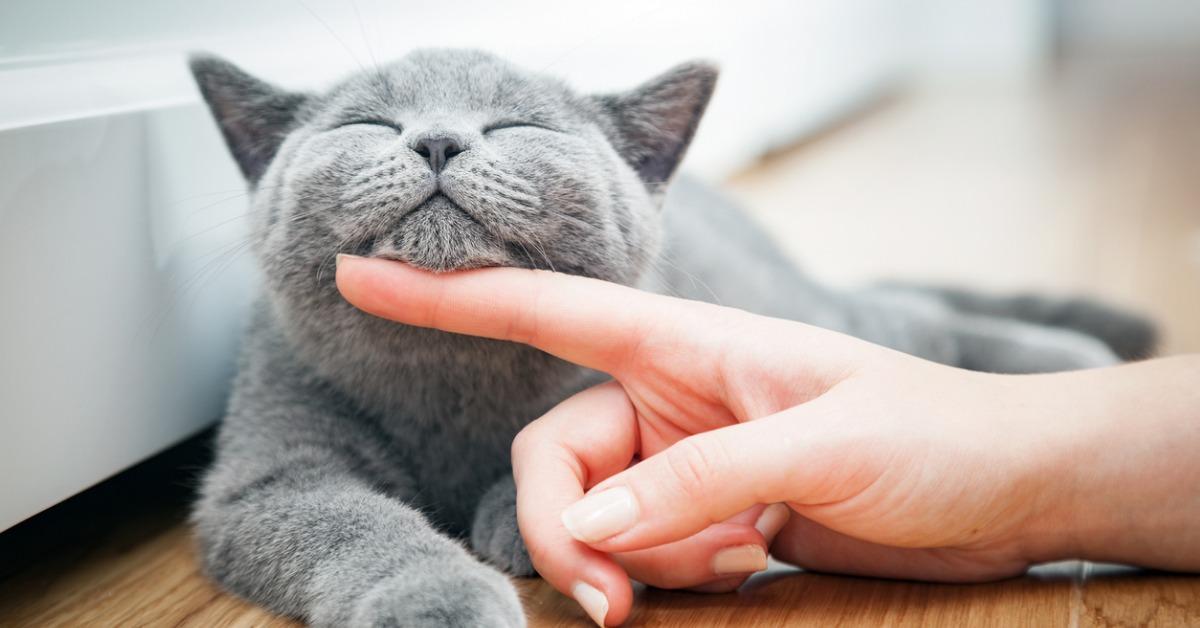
[336,255,1200,626]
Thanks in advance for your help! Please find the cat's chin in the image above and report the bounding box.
[369,252,504,273]
[359,194,527,273]
[364,246,532,273]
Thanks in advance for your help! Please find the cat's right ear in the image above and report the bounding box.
[593,61,718,187]
[189,54,308,184]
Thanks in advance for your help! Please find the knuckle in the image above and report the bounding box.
[663,436,726,505]
[524,537,554,572]
[513,280,544,346]
[510,426,534,460]
[624,562,676,589]
[510,416,551,462]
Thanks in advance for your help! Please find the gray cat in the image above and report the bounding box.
[188,49,1154,627]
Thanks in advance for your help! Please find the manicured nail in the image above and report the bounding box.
[560,487,639,544]
[572,581,609,627]
[712,544,768,575]
[754,503,791,540]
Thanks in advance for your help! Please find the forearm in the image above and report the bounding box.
[1025,355,1200,570]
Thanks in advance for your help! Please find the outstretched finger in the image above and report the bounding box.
[335,255,727,375]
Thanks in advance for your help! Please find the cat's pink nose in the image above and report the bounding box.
[414,136,464,174]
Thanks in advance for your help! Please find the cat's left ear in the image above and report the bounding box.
[594,61,718,185]
[189,54,309,184]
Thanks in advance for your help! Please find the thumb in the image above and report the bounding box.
[559,400,849,554]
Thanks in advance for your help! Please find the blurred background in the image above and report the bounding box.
[1,0,1198,534]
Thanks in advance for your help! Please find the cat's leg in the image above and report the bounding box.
[842,291,1118,373]
[943,313,1121,373]
[876,282,1158,360]
[193,346,524,627]
[471,475,535,576]
[196,440,525,628]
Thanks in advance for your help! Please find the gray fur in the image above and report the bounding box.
[470,477,532,575]
[876,282,1158,361]
[189,49,1150,626]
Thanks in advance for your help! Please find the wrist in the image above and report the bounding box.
[1015,357,1200,570]
[1010,369,1106,564]
[987,370,1087,566]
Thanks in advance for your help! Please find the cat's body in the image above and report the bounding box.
[190,49,1152,627]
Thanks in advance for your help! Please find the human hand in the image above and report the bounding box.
[336,255,1200,626]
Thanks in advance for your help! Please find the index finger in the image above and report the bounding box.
[334,254,709,374]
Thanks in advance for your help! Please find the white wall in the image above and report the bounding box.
[907,0,1053,80]
[1054,0,1200,54]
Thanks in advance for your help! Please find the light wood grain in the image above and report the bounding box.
[4,54,1200,627]
[1078,565,1200,627]
[6,519,1197,628]
[524,562,1085,627]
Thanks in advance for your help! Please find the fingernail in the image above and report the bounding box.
[572,581,609,627]
[712,544,768,575]
[754,503,791,541]
[335,253,354,267]
[560,487,639,544]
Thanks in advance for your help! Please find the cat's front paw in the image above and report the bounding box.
[471,477,535,576]
[352,560,525,628]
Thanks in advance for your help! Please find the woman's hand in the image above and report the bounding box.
[336,256,1200,626]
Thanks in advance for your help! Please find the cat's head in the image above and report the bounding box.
[190,49,716,298]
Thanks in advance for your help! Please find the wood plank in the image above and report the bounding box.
[1079,565,1200,627]
[522,563,1082,627]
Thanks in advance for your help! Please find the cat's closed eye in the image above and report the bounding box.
[482,121,559,134]
[336,119,403,133]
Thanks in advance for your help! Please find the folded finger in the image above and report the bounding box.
[614,512,768,591]
[512,382,639,625]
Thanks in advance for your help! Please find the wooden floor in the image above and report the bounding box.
[3,55,1200,626]
[3,485,1199,627]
